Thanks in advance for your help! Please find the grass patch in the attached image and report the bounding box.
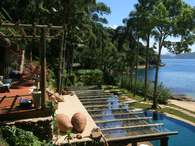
[168,104,195,115]
[131,102,195,124]
[103,85,195,124]
[102,85,143,101]
[160,107,195,124]
[131,102,151,109]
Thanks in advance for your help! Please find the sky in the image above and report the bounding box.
[97,0,195,54]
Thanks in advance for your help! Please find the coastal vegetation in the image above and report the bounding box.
[1,0,194,106]
[1,0,194,115]
[1,0,195,145]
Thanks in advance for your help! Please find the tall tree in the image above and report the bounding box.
[151,0,195,109]
[129,0,158,100]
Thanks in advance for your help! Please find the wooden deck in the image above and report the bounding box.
[0,81,34,114]
[0,80,51,122]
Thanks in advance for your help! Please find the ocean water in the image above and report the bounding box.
[138,59,195,99]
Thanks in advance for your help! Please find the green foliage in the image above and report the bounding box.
[0,136,9,146]
[47,69,57,89]
[156,83,171,104]
[0,126,44,146]
[76,69,103,85]
[119,75,171,104]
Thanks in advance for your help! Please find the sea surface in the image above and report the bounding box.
[138,59,195,99]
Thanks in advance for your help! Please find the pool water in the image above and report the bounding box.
[145,112,195,146]
[77,90,195,146]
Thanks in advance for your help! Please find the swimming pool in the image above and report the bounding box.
[76,89,194,146]
[145,112,195,146]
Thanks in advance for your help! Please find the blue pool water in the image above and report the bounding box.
[138,59,195,99]
[145,112,195,146]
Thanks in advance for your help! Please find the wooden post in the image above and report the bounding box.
[61,26,67,90]
[19,47,25,73]
[132,142,137,146]
[31,23,36,67]
[160,137,169,146]
[40,28,47,108]
[57,32,64,94]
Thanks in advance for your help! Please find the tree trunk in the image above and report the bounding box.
[144,34,150,100]
[129,70,133,91]
[134,38,139,96]
[57,33,64,94]
[19,47,25,74]
[101,32,104,70]
[152,37,162,109]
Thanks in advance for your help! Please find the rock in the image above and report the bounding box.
[71,112,87,133]
[54,93,64,102]
[76,134,82,139]
[56,114,73,132]
[171,94,193,101]
[90,128,102,140]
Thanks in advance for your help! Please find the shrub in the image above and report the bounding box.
[119,74,171,104]
[0,136,9,146]
[0,126,45,146]
[47,69,57,89]
[157,83,171,104]
[76,69,103,85]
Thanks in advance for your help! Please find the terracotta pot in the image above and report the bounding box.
[71,112,87,133]
[56,114,73,132]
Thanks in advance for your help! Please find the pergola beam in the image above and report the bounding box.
[96,117,152,124]
[0,22,63,30]
[106,132,177,146]
[101,123,164,131]
[91,111,144,118]
[0,22,65,109]
[4,35,60,39]
[85,102,135,109]
[88,108,140,113]
[78,94,113,99]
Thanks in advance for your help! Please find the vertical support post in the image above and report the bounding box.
[57,31,64,94]
[40,28,46,108]
[61,25,67,90]
[160,137,169,146]
[19,48,25,73]
[132,142,137,146]
[31,23,36,68]
[3,44,8,76]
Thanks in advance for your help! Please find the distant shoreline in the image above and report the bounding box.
[171,94,195,102]
[162,52,195,59]
[161,57,195,60]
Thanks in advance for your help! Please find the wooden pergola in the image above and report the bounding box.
[74,88,178,146]
[0,20,65,108]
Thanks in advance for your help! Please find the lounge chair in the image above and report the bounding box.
[0,79,12,93]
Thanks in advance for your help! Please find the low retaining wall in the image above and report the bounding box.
[3,116,53,141]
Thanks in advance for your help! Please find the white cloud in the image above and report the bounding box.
[108,24,118,29]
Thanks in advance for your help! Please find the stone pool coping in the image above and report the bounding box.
[164,113,195,126]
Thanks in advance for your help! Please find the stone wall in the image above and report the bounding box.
[5,116,53,141]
